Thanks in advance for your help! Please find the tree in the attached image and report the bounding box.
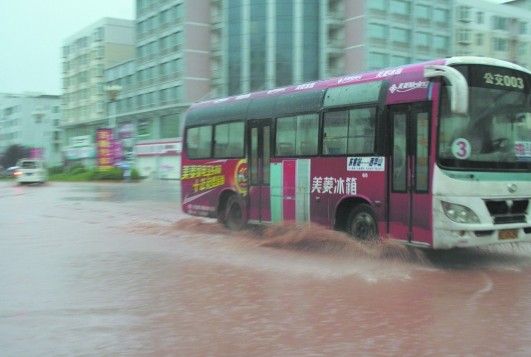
[0,144,31,168]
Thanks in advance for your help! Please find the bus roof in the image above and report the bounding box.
[185,56,530,125]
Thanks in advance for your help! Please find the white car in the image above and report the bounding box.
[15,159,48,184]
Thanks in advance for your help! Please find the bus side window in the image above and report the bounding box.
[323,110,348,155]
[214,122,244,158]
[276,114,318,156]
[295,114,318,156]
[323,107,376,155]
[348,107,375,154]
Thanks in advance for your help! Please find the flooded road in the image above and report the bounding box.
[1,180,531,356]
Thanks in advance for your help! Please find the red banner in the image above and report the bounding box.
[96,128,114,169]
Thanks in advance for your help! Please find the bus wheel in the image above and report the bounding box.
[347,204,378,241]
[225,195,245,231]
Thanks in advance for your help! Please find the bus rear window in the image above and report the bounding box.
[20,161,38,169]
[186,125,212,158]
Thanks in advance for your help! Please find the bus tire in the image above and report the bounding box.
[347,204,378,241]
[225,195,246,231]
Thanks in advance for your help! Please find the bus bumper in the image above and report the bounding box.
[433,225,531,249]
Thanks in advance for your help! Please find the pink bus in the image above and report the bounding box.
[181,57,531,249]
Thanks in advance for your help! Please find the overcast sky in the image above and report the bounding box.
[0,0,134,95]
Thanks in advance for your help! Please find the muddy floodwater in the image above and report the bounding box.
[1,180,531,356]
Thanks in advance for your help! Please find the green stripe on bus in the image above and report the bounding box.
[270,163,283,223]
[296,159,311,222]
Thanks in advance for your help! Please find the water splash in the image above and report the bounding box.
[252,222,427,263]
[129,218,531,271]
[129,218,427,264]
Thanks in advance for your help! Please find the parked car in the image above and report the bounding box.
[15,159,47,184]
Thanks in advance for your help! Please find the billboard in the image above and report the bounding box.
[96,128,114,169]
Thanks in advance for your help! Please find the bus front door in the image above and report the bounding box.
[247,119,272,222]
[388,103,431,245]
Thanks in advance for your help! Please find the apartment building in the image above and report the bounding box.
[99,1,211,176]
[105,1,209,139]
[0,93,62,167]
[454,0,531,69]
[340,0,455,73]
[61,18,135,164]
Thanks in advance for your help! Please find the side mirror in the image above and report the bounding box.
[424,65,469,115]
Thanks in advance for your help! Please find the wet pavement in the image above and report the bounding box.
[1,180,531,356]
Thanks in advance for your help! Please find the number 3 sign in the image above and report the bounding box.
[451,138,471,159]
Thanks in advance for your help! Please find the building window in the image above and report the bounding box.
[368,0,386,12]
[476,11,484,24]
[434,8,449,24]
[228,0,242,95]
[160,35,169,53]
[390,0,410,17]
[520,22,528,35]
[415,32,431,49]
[172,4,183,22]
[390,55,410,66]
[171,31,183,50]
[161,113,181,139]
[276,0,294,87]
[302,0,320,82]
[250,0,267,90]
[368,52,388,69]
[94,27,104,41]
[493,38,508,51]
[434,35,449,50]
[457,29,471,44]
[137,119,151,137]
[415,4,430,21]
[159,88,167,104]
[368,23,388,41]
[457,6,471,22]
[476,33,483,46]
[518,43,527,57]
[391,27,410,46]
[492,16,507,30]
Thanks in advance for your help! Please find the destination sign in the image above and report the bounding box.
[465,65,529,92]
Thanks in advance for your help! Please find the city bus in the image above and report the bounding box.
[181,56,531,249]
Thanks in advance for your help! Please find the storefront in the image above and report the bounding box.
[134,138,181,179]
[64,135,96,167]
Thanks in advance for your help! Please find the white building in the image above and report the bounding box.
[454,0,531,69]
[62,17,135,166]
[0,93,62,167]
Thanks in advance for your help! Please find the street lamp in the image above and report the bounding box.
[105,84,122,129]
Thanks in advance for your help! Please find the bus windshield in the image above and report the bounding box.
[438,64,531,171]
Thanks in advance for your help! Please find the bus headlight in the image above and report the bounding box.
[441,201,480,224]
